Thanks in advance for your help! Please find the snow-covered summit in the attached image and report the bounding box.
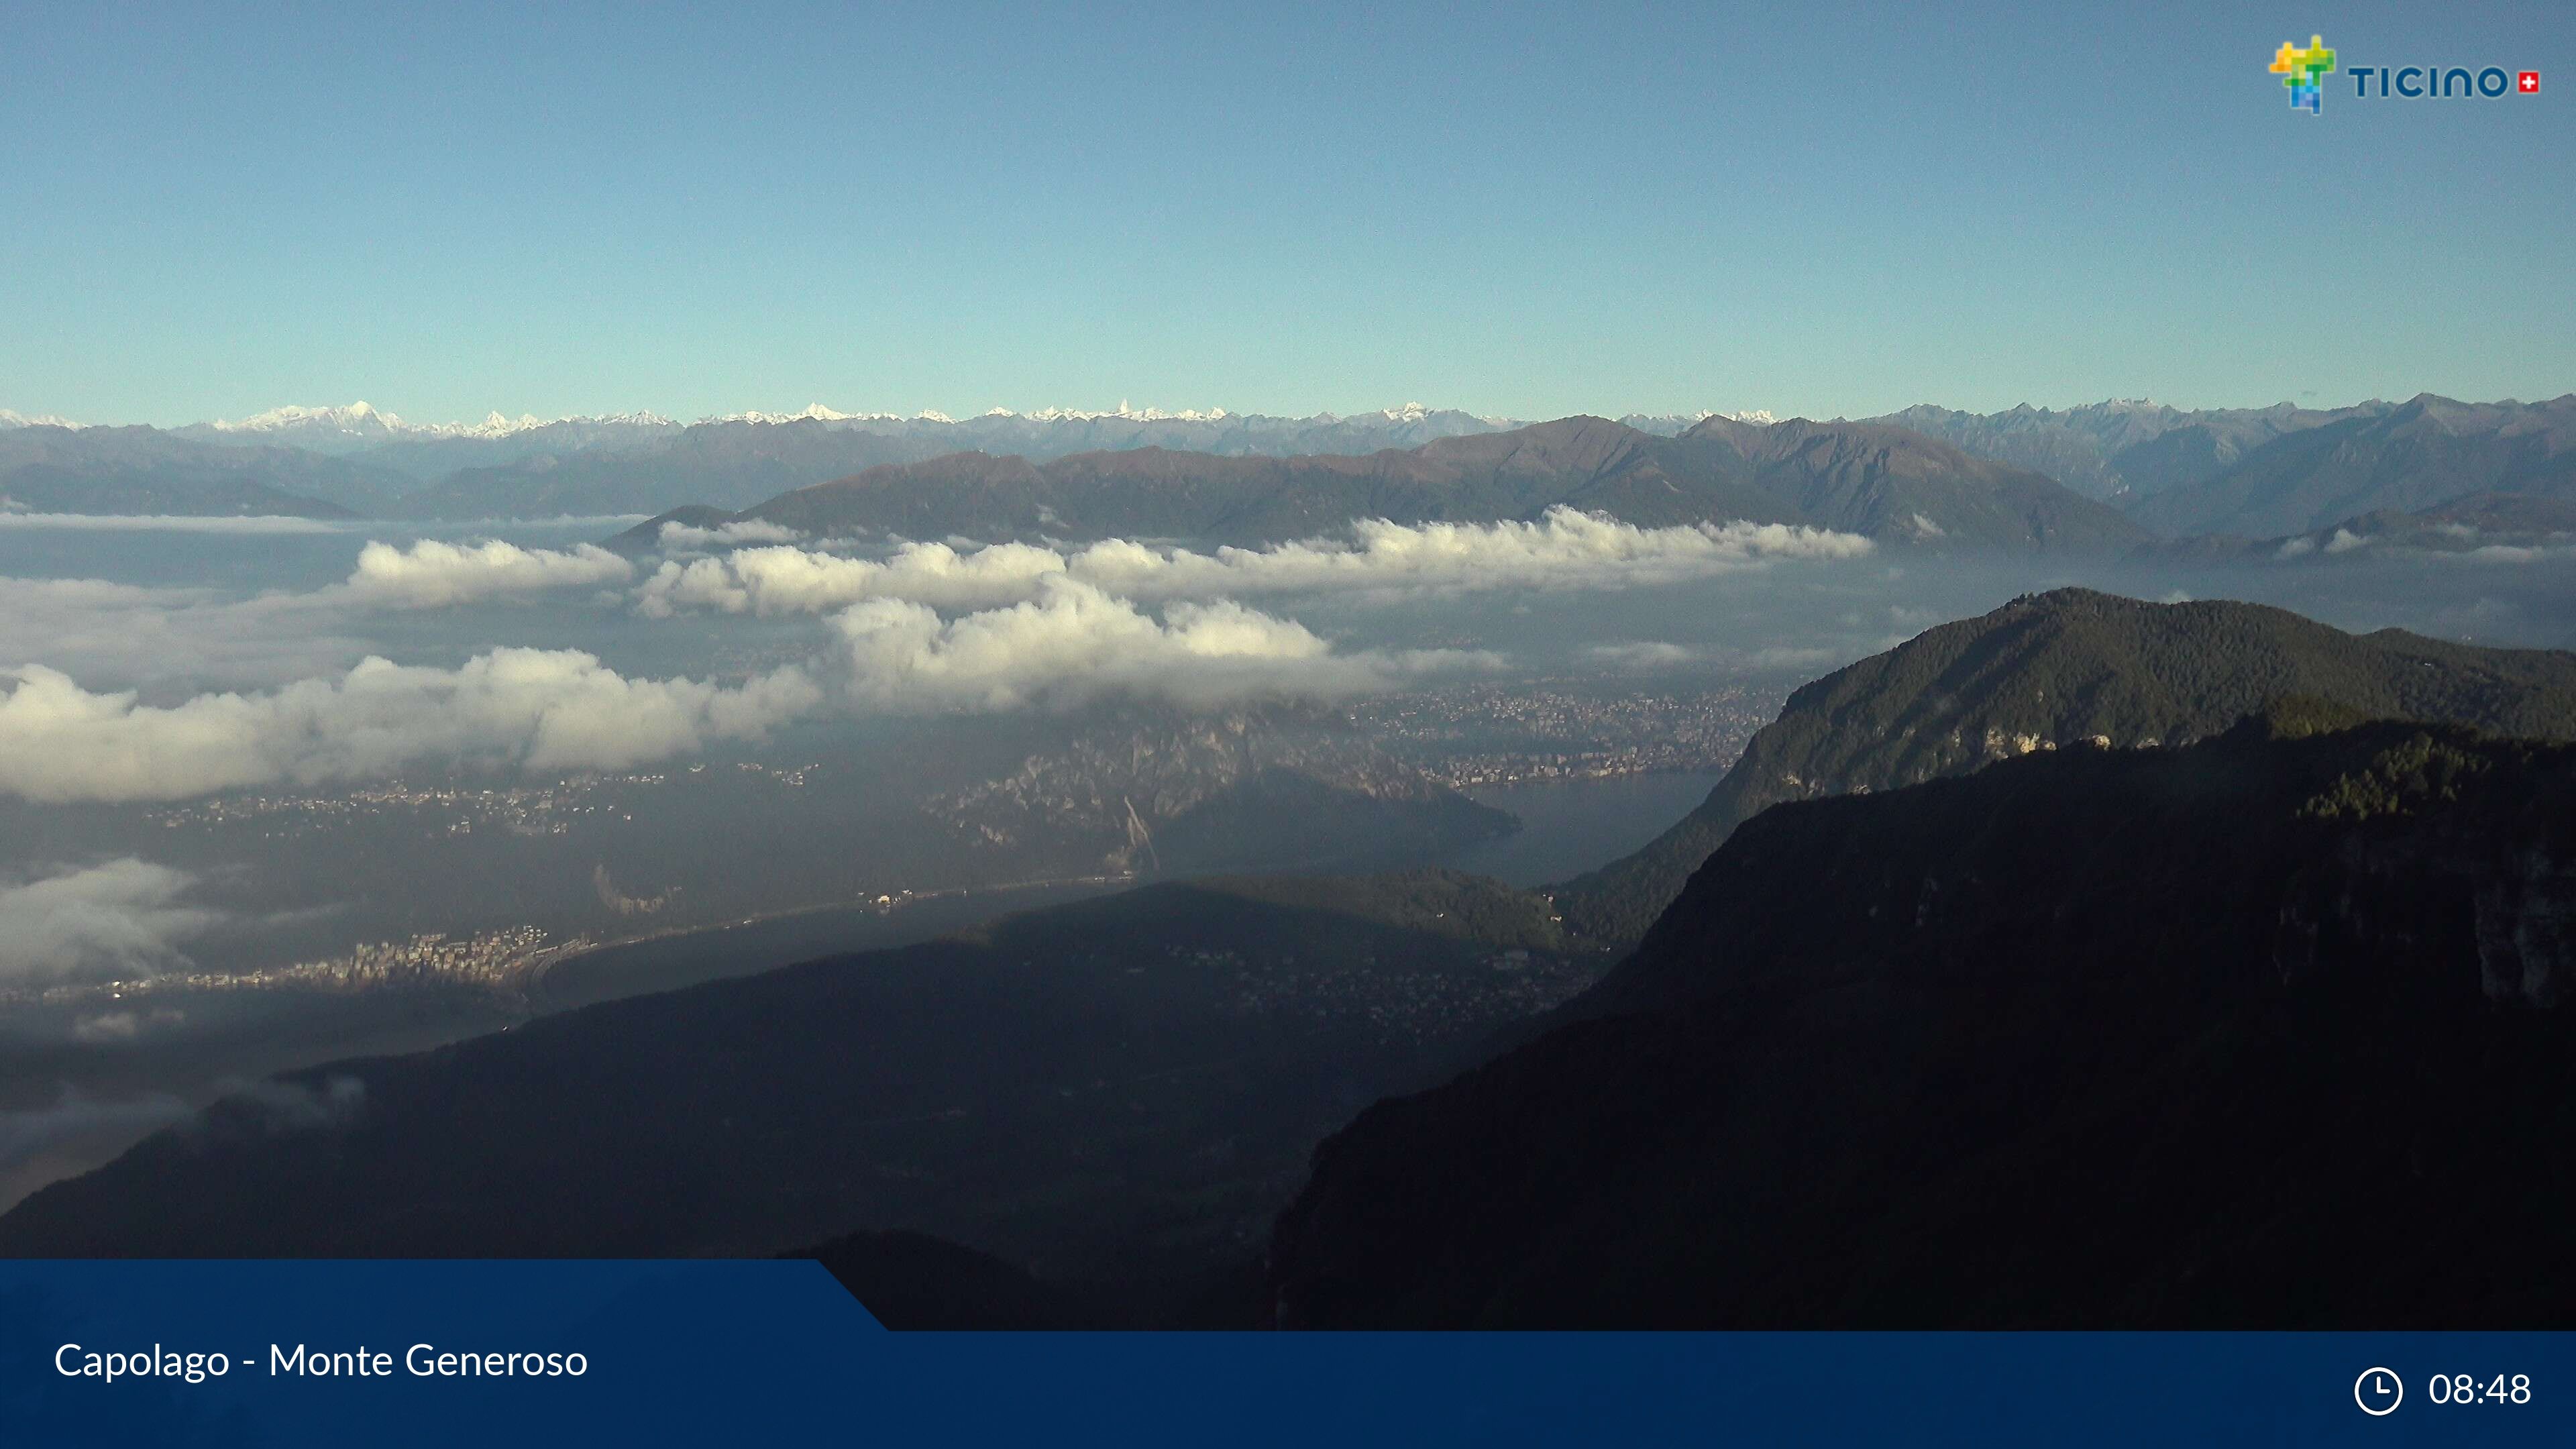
[989,402,1233,423]
[203,402,672,442]
[710,403,904,425]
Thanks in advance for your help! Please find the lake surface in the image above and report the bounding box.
[1440,771,1723,888]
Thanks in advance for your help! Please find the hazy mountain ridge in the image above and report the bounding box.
[2127,394,2576,539]
[2132,490,2576,566]
[1269,719,2576,1327]
[1867,399,2390,500]
[292,407,1536,519]
[1552,588,2576,943]
[0,424,398,517]
[10,396,2562,533]
[1681,416,2149,549]
[729,415,2140,550]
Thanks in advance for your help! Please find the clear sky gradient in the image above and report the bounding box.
[3,0,2567,425]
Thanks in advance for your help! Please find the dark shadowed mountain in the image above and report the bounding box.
[2128,394,2576,539]
[1269,718,2576,1328]
[729,416,2140,550]
[1551,589,2576,943]
[1868,400,2385,500]
[0,425,398,517]
[0,871,1589,1322]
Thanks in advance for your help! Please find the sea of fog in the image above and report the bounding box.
[5,513,2574,1214]
[8,515,2573,705]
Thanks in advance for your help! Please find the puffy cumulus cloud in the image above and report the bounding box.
[636,539,1069,619]
[0,650,821,804]
[830,577,1495,714]
[633,508,1874,618]
[657,518,806,553]
[1069,510,1874,600]
[0,859,222,985]
[339,538,633,608]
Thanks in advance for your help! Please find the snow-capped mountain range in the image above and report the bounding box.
[6,398,1772,438]
[0,398,1784,519]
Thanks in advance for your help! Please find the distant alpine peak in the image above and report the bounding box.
[0,408,84,429]
[997,402,1236,423]
[211,401,404,434]
[1723,409,1778,425]
[205,402,667,440]
[712,403,905,425]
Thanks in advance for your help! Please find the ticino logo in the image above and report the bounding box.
[2268,34,2539,114]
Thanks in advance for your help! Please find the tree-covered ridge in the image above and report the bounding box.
[1552,588,2576,943]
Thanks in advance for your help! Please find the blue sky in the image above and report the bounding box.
[3,0,2567,425]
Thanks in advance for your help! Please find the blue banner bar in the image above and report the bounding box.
[3,1261,2569,1446]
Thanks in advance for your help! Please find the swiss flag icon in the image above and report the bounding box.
[2519,70,2541,94]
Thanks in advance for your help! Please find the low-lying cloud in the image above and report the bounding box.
[635,508,1874,618]
[833,577,1497,713]
[0,650,821,804]
[657,518,806,553]
[0,575,370,690]
[0,858,221,985]
[1585,641,1700,671]
[339,538,633,607]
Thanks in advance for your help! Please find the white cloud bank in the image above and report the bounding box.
[0,582,1499,799]
[0,651,821,804]
[635,508,1873,618]
[0,859,221,985]
[657,518,806,553]
[832,578,1496,714]
[338,539,634,607]
[5,515,1671,800]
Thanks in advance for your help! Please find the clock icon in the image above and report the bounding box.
[2355,1367,2404,1416]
